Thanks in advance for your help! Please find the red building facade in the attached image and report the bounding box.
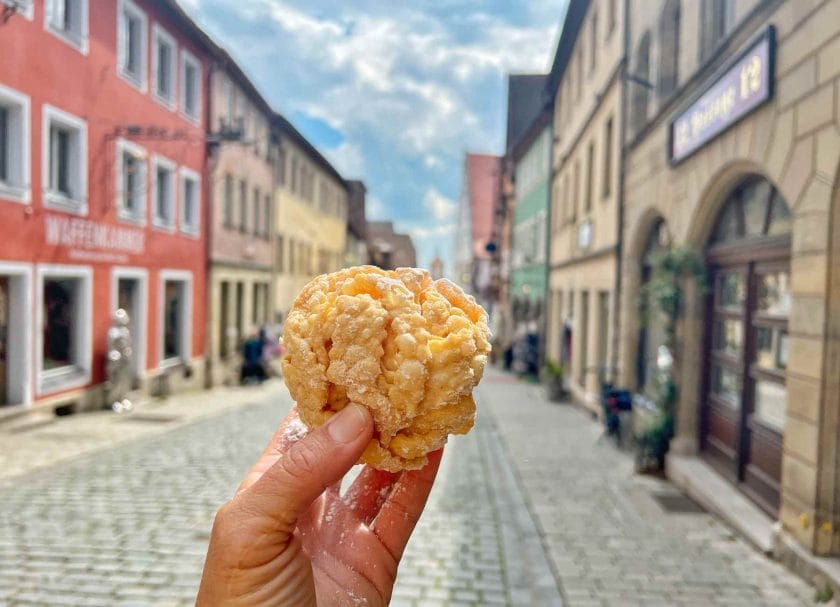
[0,0,212,412]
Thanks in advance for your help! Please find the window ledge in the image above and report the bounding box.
[117,210,146,226]
[46,24,89,55]
[0,183,31,204]
[39,365,90,395]
[44,191,87,215]
[180,110,200,127]
[152,218,176,232]
[179,226,200,239]
[159,357,188,370]
[118,69,148,94]
[153,91,177,111]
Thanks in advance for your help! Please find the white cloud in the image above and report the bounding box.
[406,222,456,240]
[423,188,456,222]
[366,195,387,221]
[323,141,364,179]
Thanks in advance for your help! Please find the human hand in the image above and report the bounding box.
[196,404,443,606]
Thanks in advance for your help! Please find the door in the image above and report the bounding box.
[117,277,141,379]
[0,277,8,405]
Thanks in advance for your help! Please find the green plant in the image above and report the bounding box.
[543,359,564,379]
[636,247,707,471]
[814,584,834,603]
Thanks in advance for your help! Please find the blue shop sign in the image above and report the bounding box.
[669,26,776,164]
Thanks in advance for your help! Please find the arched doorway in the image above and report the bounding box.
[702,174,792,516]
[636,218,669,402]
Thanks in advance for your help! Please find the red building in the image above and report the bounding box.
[0,0,214,413]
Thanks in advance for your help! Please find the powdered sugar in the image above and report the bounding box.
[283,418,309,443]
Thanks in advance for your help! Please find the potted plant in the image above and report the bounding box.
[544,359,566,402]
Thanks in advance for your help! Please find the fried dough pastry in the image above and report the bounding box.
[282,266,491,472]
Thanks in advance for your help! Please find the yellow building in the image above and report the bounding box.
[545,0,624,412]
[272,115,348,321]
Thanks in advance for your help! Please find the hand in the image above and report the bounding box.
[196,404,443,606]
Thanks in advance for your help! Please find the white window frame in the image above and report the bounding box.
[151,23,177,109]
[116,0,148,93]
[151,153,176,231]
[179,166,200,237]
[0,262,33,407]
[111,266,148,379]
[0,82,31,205]
[42,104,87,216]
[115,137,147,225]
[158,270,193,368]
[35,264,93,395]
[44,0,89,55]
[11,0,34,20]
[180,49,202,125]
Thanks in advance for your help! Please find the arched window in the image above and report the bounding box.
[636,218,669,398]
[657,0,680,99]
[630,31,651,134]
[709,176,791,247]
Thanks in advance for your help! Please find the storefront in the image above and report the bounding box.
[620,1,840,557]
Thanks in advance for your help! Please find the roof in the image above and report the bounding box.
[273,113,348,188]
[506,74,548,153]
[465,153,502,259]
[545,0,590,100]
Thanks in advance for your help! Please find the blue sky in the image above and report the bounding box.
[181,0,565,273]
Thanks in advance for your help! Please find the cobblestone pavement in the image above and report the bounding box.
[478,370,818,607]
[0,378,559,606]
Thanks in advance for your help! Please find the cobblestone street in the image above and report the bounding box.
[0,369,821,606]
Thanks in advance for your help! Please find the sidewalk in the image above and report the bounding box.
[0,380,284,486]
[476,368,818,607]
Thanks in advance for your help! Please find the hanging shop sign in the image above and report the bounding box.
[669,26,775,164]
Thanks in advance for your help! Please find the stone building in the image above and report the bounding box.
[206,49,275,386]
[618,0,840,564]
[272,114,348,323]
[545,0,624,410]
[344,179,368,268]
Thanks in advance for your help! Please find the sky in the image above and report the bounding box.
[180,0,566,274]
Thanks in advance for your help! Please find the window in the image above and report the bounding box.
[630,31,651,134]
[590,11,598,73]
[159,272,192,366]
[115,138,146,224]
[699,0,731,62]
[290,157,298,193]
[607,0,617,37]
[152,155,176,230]
[0,84,30,203]
[252,186,261,236]
[263,193,271,239]
[239,179,247,233]
[152,24,176,107]
[576,49,583,99]
[597,291,610,370]
[657,0,681,99]
[179,167,200,235]
[45,0,88,53]
[602,117,613,199]
[288,238,296,274]
[278,148,287,185]
[37,265,92,394]
[223,174,234,228]
[571,160,580,222]
[276,235,285,272]
[578,291,589,386]
[117,0,147,90]
[585,141,595,212]
[43,105,87,214]
[180,50,201,123]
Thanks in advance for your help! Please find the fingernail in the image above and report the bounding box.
[327,404,369,443]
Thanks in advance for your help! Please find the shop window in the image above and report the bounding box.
[657,0,681,99]
[180,50,201,123]
[160,274,191,365]
[43,105,87,214]
[239,179,248,233]
[0,84,30,203]
[117,0,147,91]
[630,31,651,135]
[116,138,146,224]
[578,291,589,387]
[252,186,261,236]
[223,174,234,228]
[152,155,176,230]
[38,266,91,393]
[179,168,200,235]
[152,24,176,107]
[45,0,88,53]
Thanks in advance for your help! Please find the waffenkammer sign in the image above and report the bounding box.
[669,27,775,164]
[44,214,145,255]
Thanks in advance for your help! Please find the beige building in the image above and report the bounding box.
[619,0,840,564]
[206,52,275,386]
[545,0,624,411]
[272,115,348,321]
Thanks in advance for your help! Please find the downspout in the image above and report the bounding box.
[610,0,630,386]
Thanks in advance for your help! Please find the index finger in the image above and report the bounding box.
[371,448,443,561]
[236,405,309,494]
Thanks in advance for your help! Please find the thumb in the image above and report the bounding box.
[239,404,373,533]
